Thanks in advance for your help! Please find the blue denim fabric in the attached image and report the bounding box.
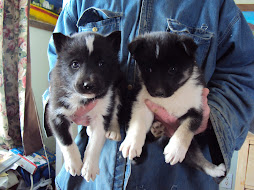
[43,0,254,189]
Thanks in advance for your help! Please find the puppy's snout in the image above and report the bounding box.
[152,89,166,98]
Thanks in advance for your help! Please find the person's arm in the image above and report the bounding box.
[207,7,254,169]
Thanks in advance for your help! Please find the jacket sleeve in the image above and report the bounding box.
[207,5,254,171]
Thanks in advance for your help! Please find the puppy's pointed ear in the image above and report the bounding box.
[53,33,70,53]
[128,38,145,59]
[178,35,198,57]
[106,31,121,52]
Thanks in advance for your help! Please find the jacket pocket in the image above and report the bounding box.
[167,18,213,66]
[77,7,122,35]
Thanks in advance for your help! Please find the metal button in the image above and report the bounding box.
[127,84,133,90]
[92,27,98,32]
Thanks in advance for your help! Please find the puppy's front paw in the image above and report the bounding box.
[106,131,121,141]
[81,158,100,182]
[119,137,144,160]
[64,154,83,176]
[164,136,187,165]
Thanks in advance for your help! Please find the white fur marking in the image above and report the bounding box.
[54,117,61,125]
[85,35,95,55]
[155,43,160,59]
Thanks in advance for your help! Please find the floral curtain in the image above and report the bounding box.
[0,0,42,154]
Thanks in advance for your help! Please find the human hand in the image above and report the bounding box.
[145,88,210,137]
[70,100,98,126]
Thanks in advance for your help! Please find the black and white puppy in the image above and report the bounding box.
[47,31,122,182]
[120,32,226,177]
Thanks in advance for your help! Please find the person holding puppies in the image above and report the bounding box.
[43,0,254,189]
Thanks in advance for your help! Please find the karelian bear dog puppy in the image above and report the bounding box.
[47,31,122,182]
[120,32,226,178]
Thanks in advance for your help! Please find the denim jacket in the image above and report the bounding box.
[43,0,254,189]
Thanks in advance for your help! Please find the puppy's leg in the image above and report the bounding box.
[184,140,226,178]
[164,109,202,165]
[106,96,121,141]
[131,121,165,165]
[81,115,106,182]
[120,103,154,160]
[50,114,83,176]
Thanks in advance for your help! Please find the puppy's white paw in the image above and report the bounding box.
[81,158,100,182]
[164,136,187,165]
[64,154,83,176]
[105,131,121,141]
[119,137,143,160]
[205,163,226,178]
[61,143,83,176]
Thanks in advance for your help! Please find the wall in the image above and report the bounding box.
[29,26,56,152]
[235,0,254,4]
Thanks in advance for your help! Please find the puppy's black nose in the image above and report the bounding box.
[154,92,165,97]
[83,82,94,91]
[153,89,166,97]
[76,82,95,94]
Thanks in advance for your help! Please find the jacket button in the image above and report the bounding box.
[127,84,133,90]
[92,27,98,32]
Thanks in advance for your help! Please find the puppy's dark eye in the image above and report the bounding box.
[146,67,152,73]
[98,60,105,67]
[71,61,80,69]
[168,67,177,75]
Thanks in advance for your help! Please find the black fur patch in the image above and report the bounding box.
[103,90,115,131]
[179,108,203,132]
[53,114,73,146]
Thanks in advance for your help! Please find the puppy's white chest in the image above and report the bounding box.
[138,81,203,117]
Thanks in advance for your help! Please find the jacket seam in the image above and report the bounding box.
[111,143,118,190]
[55,177,61,190]
[218,9,241,46]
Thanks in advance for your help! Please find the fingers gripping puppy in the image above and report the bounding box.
[47,31,122,182]
[120,32,225,178]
